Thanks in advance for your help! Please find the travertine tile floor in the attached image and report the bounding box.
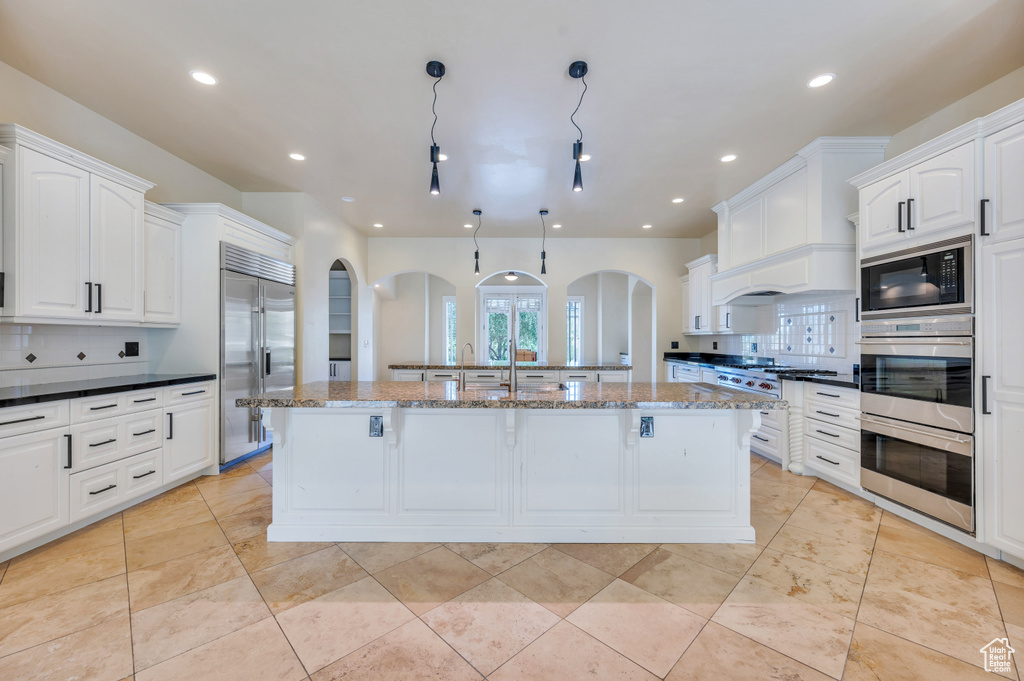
[1,449,1022,680]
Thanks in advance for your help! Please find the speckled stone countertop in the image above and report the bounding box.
[237,381,787,410]
[389,363,632,371]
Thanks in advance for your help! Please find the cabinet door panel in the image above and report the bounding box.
[17,148,90,319]
[0,428,70,553]
[764,168,808,256]
[164,400,215,483]
[859,173,907,255]
[143,213,181,323]
[90,176,143,321]
[729,198,764,267]
[984,119,1024,244]
[909,142,975,239]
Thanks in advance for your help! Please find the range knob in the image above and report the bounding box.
[746,380,755,387]
[731,378,741,384]
[760,382,772,390]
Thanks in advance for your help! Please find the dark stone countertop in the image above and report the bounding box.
[0,373,216,409]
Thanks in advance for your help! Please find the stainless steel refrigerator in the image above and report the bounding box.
[220,243,296,465]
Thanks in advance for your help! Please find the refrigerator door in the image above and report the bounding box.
[260,280,296,449]
[221,271,262,464]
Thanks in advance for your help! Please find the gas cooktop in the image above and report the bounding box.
[717,364,838,377]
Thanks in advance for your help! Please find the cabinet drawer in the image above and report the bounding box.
[518,371,559,382]
[69,449,163,523]
[750,425,781,458]
[804,399,860,431]
[560,370,596,382]
[123,388,164,414]
[165,382,215,405]
[71,394,126,423]
[426,370,458,381]
[804,416,859,451]
[757,408,782,430]
[0,400,70,439]
[671,363,701,382]
[804,438,859,486]
[803,384,860,410]
[70,418,125,471]
[124,411,163,457]
[124,450,163,496]
[598,371,628,383]
[465,370,505,381]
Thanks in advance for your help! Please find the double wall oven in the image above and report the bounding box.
[859,237,975,533]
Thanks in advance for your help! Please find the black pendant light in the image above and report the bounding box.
[472,210,482,275]
[569,60,588,192]
[426,60,445,195]
[539,210,548,274]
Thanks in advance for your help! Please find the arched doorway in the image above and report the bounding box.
[476,270,548,363]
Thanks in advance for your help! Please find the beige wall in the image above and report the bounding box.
[699,230,719,257]
[0,60,242,207]
[886,63,1024,159]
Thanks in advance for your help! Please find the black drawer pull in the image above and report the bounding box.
[133,397,157,403]
[759,411,769,415]
[816,429,841,438]
[980,198,990,236]
[815,455,840,466]
[526,375,547,378]
[476,374,496,378]
[133,429,156,437]
[167,412,173,440]
[752,435,769,442]
[0,414,46,427]
[182,389,206,396]
[64,434,72,469]
[89,438,117,447]
[906,198,914,230]
[89,404,118,411]
[816,392,841,398]
[568,375,587,378]
[897,201,905,233]
[982,376,991,415]
[132,470,156,480]
[89,484,117,495]
[815,410,840,418]
[434,374,453,378]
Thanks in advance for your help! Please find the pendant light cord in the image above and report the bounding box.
[570,74,587,143]
[430,74,442,146]
[540,212,547,252]
[473,212,482,251]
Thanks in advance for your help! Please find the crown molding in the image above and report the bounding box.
[684,253,718,271]
[0,124,155,192]
[796,136,891,157]
[144,200,186,225]
[161,203,298,246]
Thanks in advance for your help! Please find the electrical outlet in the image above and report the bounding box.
[670,341,679,349]
[124,342,140,357]
[751,342,758,353]
[712,342,718,350]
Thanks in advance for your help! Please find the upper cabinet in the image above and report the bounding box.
[683,255,753,335]
[143,202,184,325]
[983,117,1024,245]
[0,125,155,324]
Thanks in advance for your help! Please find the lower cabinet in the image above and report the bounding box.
[801,383,861,487]
[0,428,71,554]
[69,449,162,522]
[164,399,216,484]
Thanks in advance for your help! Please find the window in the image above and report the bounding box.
[566,296,583,365]
[443,296,457,365]
[479,290,546,363]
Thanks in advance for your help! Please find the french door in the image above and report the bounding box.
[480,293,546,363]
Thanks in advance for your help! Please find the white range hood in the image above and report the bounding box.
[709,242,856,305]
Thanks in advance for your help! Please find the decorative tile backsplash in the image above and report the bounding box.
[698,293,858,372]
[0,325,151,388]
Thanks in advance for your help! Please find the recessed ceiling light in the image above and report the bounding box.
[289,153,306,161]
[672,198,685,204]
[190,70,217,85]
[642,224,653,229]
[438,154,448,161]
[579,154,591,162]
[552,224,562,229]
[341,197,355,202]
[806,73,836,88]
[720,154,737,163]
[374,284,380,288]
[373,223,383,228]
[464,224,473,229]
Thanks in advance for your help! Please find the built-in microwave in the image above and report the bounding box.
[860,237,971,321]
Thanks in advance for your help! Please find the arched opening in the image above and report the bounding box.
[372,270,457,377]
[476,270,548,363]
[327,259,354,380]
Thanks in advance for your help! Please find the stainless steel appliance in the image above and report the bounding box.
[220,244,296,465]
[859,316,973,433]
[860,236,971,321]
[715,364,838,397]
[860,414,973,532]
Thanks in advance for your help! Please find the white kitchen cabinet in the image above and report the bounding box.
[164,397,216,484]
[143,202,183,324]
[392,369,426,381]
[980,237,1024,559]
[858,142,975,256]
[597,371,628,383]
[728,196,764,268]
[802,383,860,487]
[69,448,162,523]
[685,256,714,334]
[666,361,700,383]
[983,118,1024,245]
[329,360,351,381]
[89,175,144,321]
[560,370,597,382]
[680,275,690,335]
[0,427,70,554]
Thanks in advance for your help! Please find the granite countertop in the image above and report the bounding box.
[783,374,860,390]
[0,373,217,409]
[389,363,632,371]
[237,380,787,410]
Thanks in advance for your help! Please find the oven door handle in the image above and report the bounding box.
[860,414,971,445]
[855,339,971,346]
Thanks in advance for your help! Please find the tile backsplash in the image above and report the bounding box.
[698,293,858,373]
[0,325,151,387]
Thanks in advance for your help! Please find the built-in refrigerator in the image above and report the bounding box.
[220,243,296,465]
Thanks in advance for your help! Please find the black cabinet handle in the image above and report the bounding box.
[816,391,841,398]
[816,455,840,466]
[132,470,156,480]
[265,351,271,376]
[64,433,72,469]
[980,198,990,236]
[85,281,92,312]
[182,389,206,396]
[167,412,173,440]
[897,202,905,233]
[816,429,841,438]
[89,484,117,495]
[906,198,914,230]
[855,298,860,323]
[95,283,102,313]
[752,434,769,442]
[816,410,841,418]
[726,312,731,328]
[132,429,156,437]
[0,414,46,427]
[694,315,698,330]
[982,375,991,415]
[133,397,156,403]
[89,438,116,448]
[90,404,118,411]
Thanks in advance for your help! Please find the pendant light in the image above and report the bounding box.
[569,61,588,192]
[539,210,548,274]
[504,272,519,281]
[472,210,482,275]
[426,60,445,195]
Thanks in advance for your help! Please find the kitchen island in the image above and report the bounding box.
[238,381,785,543]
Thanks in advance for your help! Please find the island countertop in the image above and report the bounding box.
[389,363,632,371]
[237,380,787,410]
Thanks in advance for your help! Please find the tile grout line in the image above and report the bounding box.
[122,513,139,677]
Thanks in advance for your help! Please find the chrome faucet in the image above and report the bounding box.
[458,342,474,391]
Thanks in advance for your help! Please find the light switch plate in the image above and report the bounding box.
[640,416,654,438]
[369,415,383,437]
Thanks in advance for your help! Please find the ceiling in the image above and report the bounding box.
[1,0,1023,239]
